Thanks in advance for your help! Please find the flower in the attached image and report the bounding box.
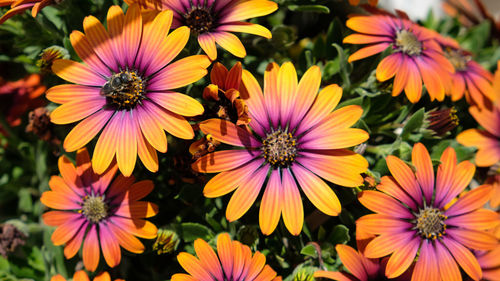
[37,46,69,74]
[348,0,378,6]
[472,244,500,281]
[0,0,60,24]
[152,229,179,255]
[356,143,499,281]
[40,148,158,271]
[51,271,124,281]
[456,105,500,167]
[314,244,411,281]
[485,174,500,208]
[424,107,459,136]
[171,233,281,281]
[124,0,277,60]
[46,4,210,176]
[192,62,369,235]
[441,45,494,107]
[202,62,250,125]
[344,15,454,103]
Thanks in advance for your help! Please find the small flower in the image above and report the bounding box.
[37,46,69,75]
[192,62,369,235]
[0,0,62,24]
[189,134,221,160]
[46,4,210,176]
[456,104,500,167]
[485,173,500,208]
[0,224,26,258]
[124,0,278,60]
[51,271,125,281]
[41,148,158,271]
[357,143,499,281]
[344,15,454,103]
[425,107,459,136]
[314,244,411,281]
[172,233,281,281]
[152,229,179,255]
[26,107,60,145]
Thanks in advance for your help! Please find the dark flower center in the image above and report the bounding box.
[262,129,297,168]
[101,71,145,110]
[82,195,108,223]
[184,7,214,34]
[395,30,422,56]
[414,207,447,240]
[444,48,470,71]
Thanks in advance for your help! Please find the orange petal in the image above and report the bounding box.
[82,15,118,72]
[69,30,112,77]
[358,190,412,218]
[52,59,106,86]
[46,84,100,104]
[137,130,159,172]
[442,238,482,281]
[213,31,246,58]
[218,22,272,39]
[50,98,106,125]
[226,167,268,221]
[92,113,120,175]
[220,0,277,23]
[412,240,440,281]
[281,169,304,235]
[177,252,213,281]
[289,65,321,129]
[107,221,145,254]
[192,150,259,173]
[348,43,389,62]
[376,53,400,82]
[148,91,204,117]
[386,155,423,205]
[198,32,217,60]
[82,225,100,272]
[136,105,167,153]
[277,61,297,127]
[63,109,113,152]
[194,239,224,281]
[123,3,142,66]
[335,245,368,281]
[385,237,420,278]
[145,26,190,76]
[99,224,121,268]
[412,143,434,204]
[199,118,260,147]
[259,170,283,235]
[434,241,461,281]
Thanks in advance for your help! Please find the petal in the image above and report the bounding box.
[226,166,268,221]
[69,31,112,77]
[63,110,113,152]
[171,274,197,281]
[128,180,155,201]
[82,16,119,72]
[42,211,79,227]
[446,209,499,230]
[358,190,413,219]
[92,113,120,175]
[345,16,394,36]
[442,237,482,281]
[64,223,86,259]
[136,105,167,153]
[51,217,86,246]
[411,240,440,281]
[403,58,423,103]
[143,100,194,140]
[46,84,100,104]
[99,223,121,268]
[145,26,190,76]
[52,59,107,86]
[217,233,233,279]
[445,185,493,217]
[50,98,106,125]
[439,160,475,208]
[386,155,423,206]
[434,147,457,207]
[198,32,217,61]
[106,5,126,68]
[469,106,500,137]
[94,272,112,281]
[58,156,84,197]
[148,55,210,90]
[348,43,390,62]
[192,150,260,173]
[199,118,260,147]
[194,238,224,281]
[415,56,445,101]
[292,164,341,216]
[376,53,400,82]
[115,111,138,177]
[434,241,461,281]
[40,191,81,210]
[213,31,246,58]
[336,245,368,281]
[412,143,434,204]
[123,3,142,66]
[82,224,100,272]
[344,33,391,44]
[73,271,91,281]
[356,214,413,235]
[281,168,303,235]
[313,271,356,281]
[263,62,280,128]
[240,69,269,135]
[137,130,160,172]
[107,221,145,253]
[277,61,298,127]
[111,216,157,239]
[219,0,277,23]
[299,128,369,150]
[177,252,213,281]
[446,228,498,251]
[217,22,272,39]
[385,237,420,278]
[136,10,173,71]
[377,176,418,211]
[363,232,413,258]
[259,169,283,235]
[289,65,321,129]
[392,55,409,97]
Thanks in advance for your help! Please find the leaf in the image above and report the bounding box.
[401,108,425,140]
[178,223,214,243]
[300,244,318,258]
[27,247,45,272]
[328,225,350,245]
[287,5,330,14]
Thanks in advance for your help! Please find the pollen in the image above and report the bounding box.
[81,195,108,223]
[444,48,470,71]
[414,207,447,240]
[262,129,297,168]
[184,7,214,34]
[101,70,145,110]
[395,30,422,56]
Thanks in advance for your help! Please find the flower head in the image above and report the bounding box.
[314,244,411,281]
[47,4,210,176]
[51,271,124,281]
[172,233,281,281]
[0,0,60,24]
[124,0,277,60]
[41,148,158,271]
[37,46,69,74]
[344,15,454,103]
[192,62,369,235]
[357,143,498,281]
[457,105,500,167]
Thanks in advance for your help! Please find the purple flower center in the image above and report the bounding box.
[414,207,447,240]
[261,129,297,168]
[184,7,214,34]
[395,30,422,56]
[101,70,145,110]
[444,48,470,71]
[82,195,108,223]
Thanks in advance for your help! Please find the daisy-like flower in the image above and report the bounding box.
[472,244,500,281]
[456,104,500,167]
[171,233,281,281]
[485,174,500,208]
[356,143,499,281]
[51,271,124,281]
[441,44,494,107]
[192,62,369,235]
[46,4,210,176]
[40,148,158,271]
[344,15,454,103]
[314,244,411,281]
[124,0,277,60]
[0,0,60,24]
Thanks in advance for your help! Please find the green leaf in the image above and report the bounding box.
[178,223,214,242]
[18,189,33,213]
[401,108,425,140]
[27,247,45,272]
[300,244,318,258]
[328,225,350,245]
[287,5,330,14]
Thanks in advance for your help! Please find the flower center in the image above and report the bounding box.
[414,207,447,240]
[262,129,297,168]
[82,195,108,223]
[101,71,145,110]
[395,30,422,56]
[444,48,470,71]
[184,7,214,34]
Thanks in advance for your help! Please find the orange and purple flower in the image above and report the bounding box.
[124,0,277,60]
[357,143,498,281]
[41,148,158,271]
[0,0,58,24]
[51,271,125,281]
[172,233,281,281]
[344,15,454,103]
[192,62,369,235]
[46,4,210,176]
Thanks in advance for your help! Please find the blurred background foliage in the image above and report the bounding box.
[0,0,498,280]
